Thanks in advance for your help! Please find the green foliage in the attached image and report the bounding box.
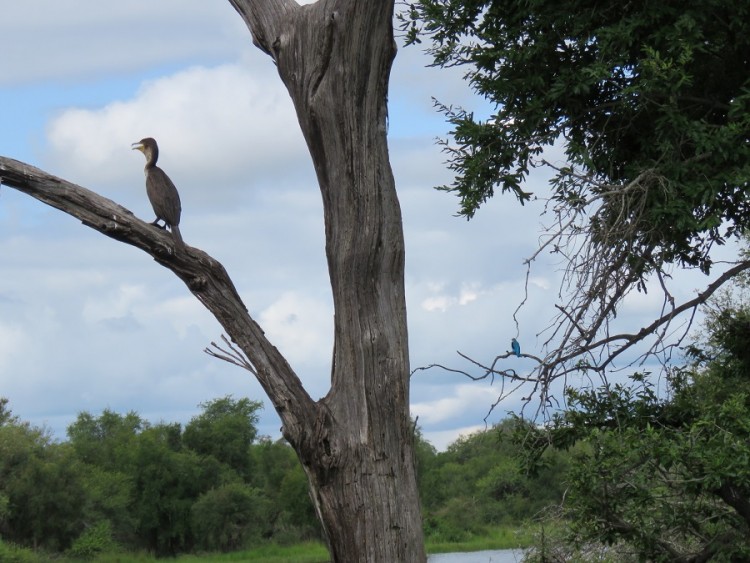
[417,420,569,543]
[191,483,271,552]
[521,305,750,560]
[250,438,319,544]
[79,466,137,547]
[131,423,212,555]
[67,409,144,471]
[183,396,262,481]
[0,538,42,563]
[401,0,750,276]
[0,394,323,558]
[0,424,86,551]
[67,521,118,560]
[2,394,572,559]
[0,398,20,427]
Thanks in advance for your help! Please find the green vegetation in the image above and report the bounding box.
[402,0,750,279]
[426,524,533,554]
[519,280,750,561]
[415,422,568,545]
[0,396,320,560]
[6,305,749,562]
[5,304,749,562]
[8,292,749,561]
[0,392,549,561]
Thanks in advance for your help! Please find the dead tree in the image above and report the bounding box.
[0,0,426,561]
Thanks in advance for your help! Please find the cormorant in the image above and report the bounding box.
[131,137,184,249]
[511,338,521,357]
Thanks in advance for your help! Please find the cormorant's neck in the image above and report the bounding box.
[144,149,158,168]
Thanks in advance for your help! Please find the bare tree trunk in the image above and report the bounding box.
[0,0,426,560]
[228,1,425,560]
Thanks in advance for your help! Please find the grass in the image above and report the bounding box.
[181,542,330,562]
[40,525,532,562]
[426,525,534,555]
[89,542,330,563]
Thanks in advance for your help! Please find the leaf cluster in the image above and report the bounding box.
[401,0,750,275]
[415,419,570,542]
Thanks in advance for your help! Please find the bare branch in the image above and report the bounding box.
[205,334,258,375]
[411,156,750,416]
[0,156,317,438]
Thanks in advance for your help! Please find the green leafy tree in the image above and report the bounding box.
[77,465,137,548]
[183,396,262,481]
[250,437,319,543]
[0,424,86,552]
[401,1,750,397]
[66,520,118,560]
[67,409,144,471]
[419,421,568,541]
[520,308,750,561]
[402,1,750,262]
[131,423,203,556]
[191,483,271,552]
[413,426,438,503]
[0,398,20,427]
[66,409,147,546]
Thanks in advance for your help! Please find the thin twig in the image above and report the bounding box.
[204,334,258,375]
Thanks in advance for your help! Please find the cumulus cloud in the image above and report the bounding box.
[420,282,484,312]
[46,60,311,200]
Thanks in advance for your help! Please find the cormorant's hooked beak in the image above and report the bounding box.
[131,142,144,152]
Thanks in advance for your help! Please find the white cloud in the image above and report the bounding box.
[420,281,484,312]
[0,1,248,85]
[422,424,486,452]
[46,60,311,199]
[411,384,503,424]
[259,291,334,374]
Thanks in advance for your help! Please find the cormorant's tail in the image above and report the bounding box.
[171,224,185,250]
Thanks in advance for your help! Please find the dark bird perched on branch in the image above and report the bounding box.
[511,338,521,357]
[131,137,183,249]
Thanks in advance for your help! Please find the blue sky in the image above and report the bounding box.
[0,1,730,450]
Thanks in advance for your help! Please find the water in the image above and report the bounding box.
[428,548,525,563]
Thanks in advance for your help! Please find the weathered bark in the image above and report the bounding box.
[1,0,426,560]
[227,1,425,560]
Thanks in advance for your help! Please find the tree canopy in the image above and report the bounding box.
[0,395,319,558]
[401,0,750,397]
[402,0,750,275]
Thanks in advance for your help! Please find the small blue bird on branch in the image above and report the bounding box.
[511,338,521,357]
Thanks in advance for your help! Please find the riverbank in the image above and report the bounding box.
[1,525,534,562]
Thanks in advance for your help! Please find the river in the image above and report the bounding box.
[428,548,525,562]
